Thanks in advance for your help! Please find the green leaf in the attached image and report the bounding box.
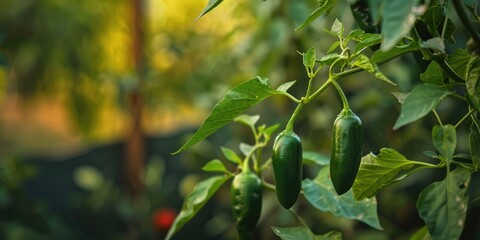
[417,167,471,240]
[195,0,224,20]
[166,175,231,240]
[330,18,344,37]
[353,148,435,200]
[389,91,408,104]
[295,0,337,31]
[469,115,480,169]
[234,114,260,129]
[303,48,317,69]
[466,60,480,96]
[271,227,342,240]
[421,6,445,38]
[263,124,280,137]
[447,49,473,80]
[201,159,231,174]
[221,147,242,165]
[353,33,382,54]
[432,125,456,159]
[393,84,451,130]
[420,61,444,85]
[371,40,420,64]
[303,168,382,230]
[381,0,423,50]
[420,38,445,52]
[318,53,341,65]
[277,80,297,93]
[409,226,431,240]
[173,77,276,154]
[303,151,329,166]
[423,151,439,158]
[239,142,254,157]
[327,41,340,54]
[352,54,396,85]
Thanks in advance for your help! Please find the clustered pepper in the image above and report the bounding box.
[330,109,363,195]
[230,171,262,240]
[272,130,303,209]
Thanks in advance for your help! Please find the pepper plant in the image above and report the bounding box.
[167,0,480,239]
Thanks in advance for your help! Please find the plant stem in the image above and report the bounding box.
[433,109,444,126]
[454,109,474,128]
[331,79,349,110]
[453,0,480,47]
[262,180,276,192]
[285,102,305,132]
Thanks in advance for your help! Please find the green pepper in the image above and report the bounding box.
[272,130,302,209]
[231,171,262,240]
[330,109,363,195]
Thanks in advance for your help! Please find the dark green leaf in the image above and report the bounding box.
[277,80,297,92]
[173,77,276,154]
[303,48,316,69]
[296,0,337,31]
[353,33,382,53]
[234,114,260,129]
[201,159,231,174]
[221,147,242,165]
[303,151,329,166]
[421,6,445,38]
[371,40,420,64]
[447,49,473,80]
[166,175,231,240]
[195,0,224,20]
[466,60,480,96]
[381,0,422,50]
[423,151,439,158]
[420,61,444,85]
[394,84,451,130]
[417,167,471,240]
[303,168,382,229]
[432,125,456,159]
[271,227,342,240]
[353,148,435,200]
[352,54,396,85]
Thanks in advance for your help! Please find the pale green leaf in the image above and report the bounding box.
[389,91,408,104]
[303,151,329,166]
[277,80,297,92]
[352,54,396,85]
[303,48,316,69]
[196,0,224,20]
[381,0,423,50]
[295,0,337,31]
[201,159,231,174]
[318,53,340,65]
[263,124,280,137]
[393,84,451,130]
[303,168,382,229]
[420,62,444,85]
[239,142,254,157]
[327,41,340,54]
[417,167,471,240]
[166,175,231,240]
[221,147,242,165]
[432,125,456,159]
[353,148,435,200]
[420,38,445,52]
[330,18,344,37]
[234,114,260,129]
[173,77,276,154]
